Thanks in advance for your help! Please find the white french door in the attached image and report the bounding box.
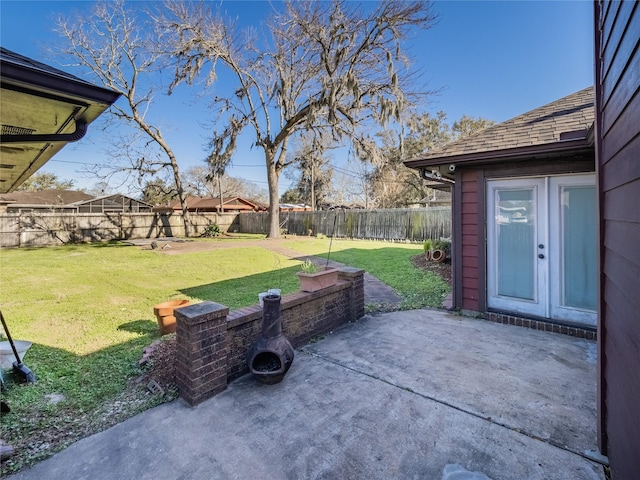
[487,174,596,326]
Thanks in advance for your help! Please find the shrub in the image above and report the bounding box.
[203,223,222,237]
[432,238,451,257]
[423,239,433,253]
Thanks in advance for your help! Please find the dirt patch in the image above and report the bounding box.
[410,253,452,285]
[135,237,269,255]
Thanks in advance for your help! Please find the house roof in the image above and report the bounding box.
[404,87,595,172]
[0,189,93,206]
[168,196,263,211]
[0,47,120,193]
[70,194,153,208]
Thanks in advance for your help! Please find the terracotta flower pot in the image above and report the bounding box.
[431,249,446,263]
[296,267,339,293]
[153,299,190,335]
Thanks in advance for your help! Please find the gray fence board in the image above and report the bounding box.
[239,207,451,242]
[1,208,451,248]
[0,212,240,248]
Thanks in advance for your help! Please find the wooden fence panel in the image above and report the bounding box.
[0,215,20,248]
[239,207,451,242]
[0,212,240,248]
[1,209,448,247]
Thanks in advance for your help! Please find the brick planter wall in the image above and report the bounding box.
[175,267,365,406]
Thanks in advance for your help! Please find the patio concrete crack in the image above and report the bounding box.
[299,348,605,466]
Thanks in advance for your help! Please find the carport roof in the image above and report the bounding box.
[0,47,120,193]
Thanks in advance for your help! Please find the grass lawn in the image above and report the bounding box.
[285,237,450,309]
[0,239,300,472]
[0,236,449,472]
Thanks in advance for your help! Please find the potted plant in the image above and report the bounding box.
[153,299,190,335]
[296,259,339,293]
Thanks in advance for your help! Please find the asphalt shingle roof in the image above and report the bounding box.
[0,190,93,205]
[411,87,594,163]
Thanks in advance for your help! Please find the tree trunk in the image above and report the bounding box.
[310,161,315,211]
[266,152,280,238]
[217,174,224,213]
[170,155,191,238]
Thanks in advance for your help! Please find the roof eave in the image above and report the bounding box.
[404,137,594,171]
[1,58,121,106]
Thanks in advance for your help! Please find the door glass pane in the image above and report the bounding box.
[561,186,597,310]
[496,189,535,300]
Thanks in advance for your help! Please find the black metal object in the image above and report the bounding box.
[247,295,294,384]
[0,309,35,383]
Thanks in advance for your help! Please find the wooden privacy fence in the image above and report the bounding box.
[1,208,451,247]
[0,212,240,248]
[239,207,451,242]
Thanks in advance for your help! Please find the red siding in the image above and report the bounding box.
[596,1,640,475]
[460,171,479,311]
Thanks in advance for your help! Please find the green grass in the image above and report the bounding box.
[285,238,450,309]
[0,239,298,472]
[0,236,450,472]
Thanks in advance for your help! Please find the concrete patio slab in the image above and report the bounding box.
[6,310,604,480]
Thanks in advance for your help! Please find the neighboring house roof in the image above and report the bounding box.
[417,188,452,205]
[280,203,311,211]
[70,194,153,212]
[0,191,152,213]
[404,87,595,172]
[0,48,120,194]
[167,196,264,212]
[0,189,93,206]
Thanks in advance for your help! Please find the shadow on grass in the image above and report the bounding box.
[177,245,442,310]
[117,319,160,335]
[0,329,169,473]
[180,265,302,309]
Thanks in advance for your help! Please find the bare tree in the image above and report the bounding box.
[56,0,197,235]
[330,157,373,208]
[204,118,244,213]
[283,134,335,210]
[182,166,268,204]
[161,0,436,237]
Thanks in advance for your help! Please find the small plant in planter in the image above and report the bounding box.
[296,259,339,292]
[300,259,318,274]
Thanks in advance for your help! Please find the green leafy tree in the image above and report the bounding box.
[452,115,496,139]
[369,112,494,207]
[141,178,176,206]
[280,188,304,204]
[16,172,75,192]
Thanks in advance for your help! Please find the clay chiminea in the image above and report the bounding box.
[247,294,294,384]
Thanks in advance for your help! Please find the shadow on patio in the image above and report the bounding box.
[6,308,604,480]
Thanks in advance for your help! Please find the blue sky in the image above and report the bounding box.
[0,0,594,195]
